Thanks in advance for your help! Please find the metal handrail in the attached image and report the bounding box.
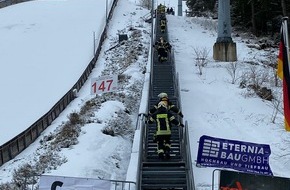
[135,114,146,190]
[23,174,136,190]
[184,121,195,190]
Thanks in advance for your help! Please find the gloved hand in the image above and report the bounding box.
[180,123,184,128]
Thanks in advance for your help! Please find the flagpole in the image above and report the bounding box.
[282,17,290,74]
[280,17,290,131]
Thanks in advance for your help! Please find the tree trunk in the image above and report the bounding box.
[251,0,257,35]
[281,0,287,17]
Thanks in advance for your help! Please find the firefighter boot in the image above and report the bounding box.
[164,145,170,159]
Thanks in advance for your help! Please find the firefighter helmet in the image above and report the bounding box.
[158,92,168,99]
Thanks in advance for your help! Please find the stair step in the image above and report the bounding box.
[141,183,187,190]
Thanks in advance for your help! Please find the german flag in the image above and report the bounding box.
[277,19,290,131]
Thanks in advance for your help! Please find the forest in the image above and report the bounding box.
[186,0,290,37]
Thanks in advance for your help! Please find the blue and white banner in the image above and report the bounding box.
[197,135,273,176]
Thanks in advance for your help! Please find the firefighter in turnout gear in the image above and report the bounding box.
[147,101,184,159]
[157,3,166,14]
[160,13,166,24]
[159,8,166,33]
[157,44,167,62]
[149,92,184,118]
[155,37,171,52]
[160,19,166,33]
[154,37,172,63]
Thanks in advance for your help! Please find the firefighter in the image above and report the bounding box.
[160,13,166,23]
[155,37,172,53]
[157,3,166,14]
[148,92,183,146]
[147,101,184,159]
[160,19,166,33]
[170,7,174,15]
[159,14,167,33]
[163,39,172,53]
[157,45,168,62]
[149,92,183,118]
[154,37,172,62]
[166,7,170,14]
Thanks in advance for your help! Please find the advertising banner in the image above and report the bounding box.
[197,135,273,175]
[219,170,290,190]
[39,175,111,190]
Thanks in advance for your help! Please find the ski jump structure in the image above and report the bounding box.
[136,11,195,190]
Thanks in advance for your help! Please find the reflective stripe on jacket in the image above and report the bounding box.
[148,112,180,136]
[156,113,171,135]
[149,99,182,116]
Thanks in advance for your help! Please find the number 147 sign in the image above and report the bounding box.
[91,75,118,95]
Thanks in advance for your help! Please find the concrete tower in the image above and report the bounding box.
[213,0,237,61]
[178,0,182,16]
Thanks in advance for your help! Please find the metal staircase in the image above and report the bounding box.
[137,10,195,190]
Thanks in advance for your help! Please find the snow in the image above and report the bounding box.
[0,0,112,144]
[1,0,290,189]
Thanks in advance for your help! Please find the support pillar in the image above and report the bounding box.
[178,0,182,16]
[213,0,237,62]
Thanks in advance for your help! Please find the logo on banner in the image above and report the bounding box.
[197,135,273,175]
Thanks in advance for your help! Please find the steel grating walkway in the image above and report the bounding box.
[138,11,193,190]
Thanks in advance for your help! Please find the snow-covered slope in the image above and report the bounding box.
[0,0,290,190]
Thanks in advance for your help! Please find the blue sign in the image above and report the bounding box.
[197,135,273,176]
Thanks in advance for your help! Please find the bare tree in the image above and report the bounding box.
[193,47,210,75]
[262,50,281,87]
[225,61,239,84]
[139,0,151,9]
[240,64,274,101]
[271,94,282,124]
[250,0,257,35]
[248,65,269,89]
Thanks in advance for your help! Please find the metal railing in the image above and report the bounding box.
[19,175,136,190]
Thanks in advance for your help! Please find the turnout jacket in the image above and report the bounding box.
[149,97,183,117]
[148,108,182,136]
